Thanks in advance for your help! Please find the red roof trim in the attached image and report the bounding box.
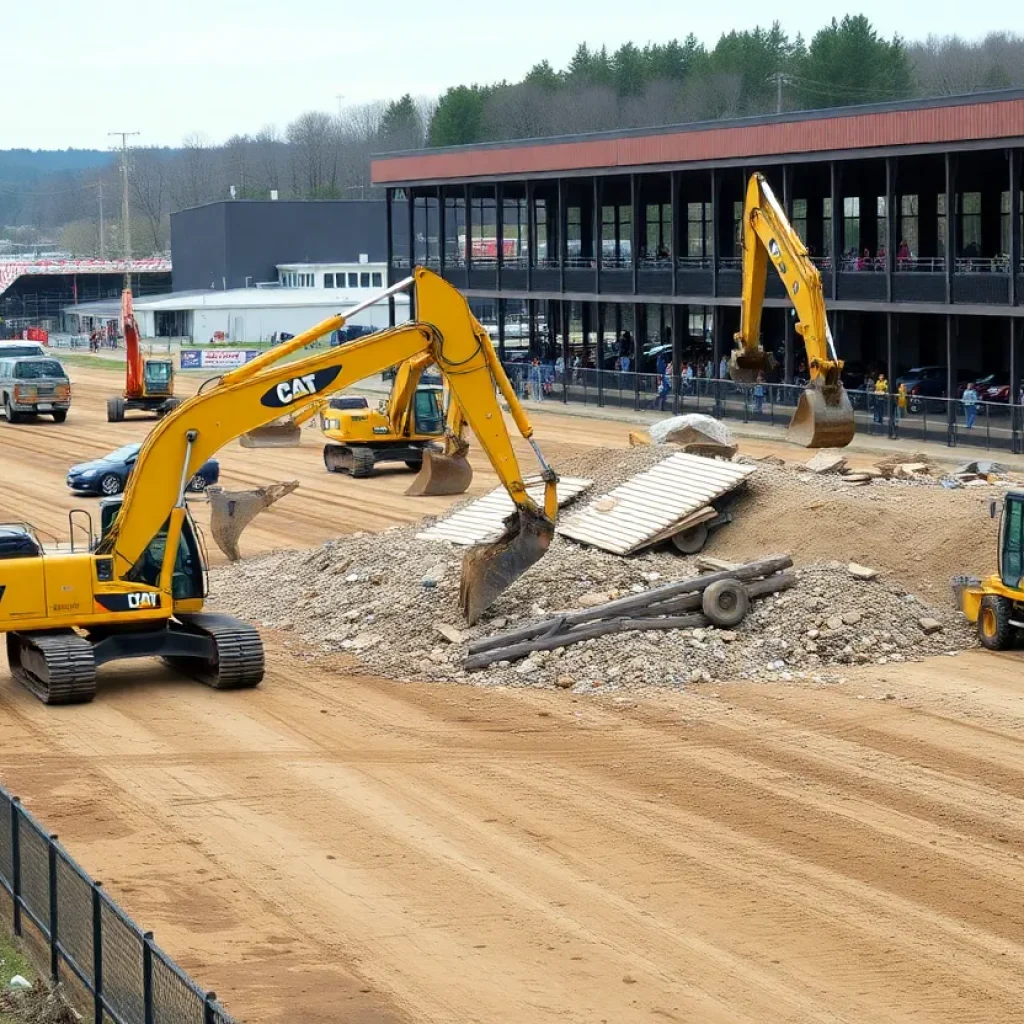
[372,99,1024,184]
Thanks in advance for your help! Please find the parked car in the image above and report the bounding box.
[67,443,219,497]
[0,355,72,422]
[955,374,999,400]
[0,341,47,359]
[894,366,947,413]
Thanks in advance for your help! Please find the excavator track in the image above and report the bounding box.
[165,613,265,690]
[6,631,97,705]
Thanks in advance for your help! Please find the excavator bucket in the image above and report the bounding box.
[788,377,856,449]
[207,481,300,561]
[238,423,303,448]
[728,348,776,385]
[405,448,474,497]
[459,506,555,624]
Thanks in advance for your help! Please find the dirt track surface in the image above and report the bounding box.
[1,363,1023,1022]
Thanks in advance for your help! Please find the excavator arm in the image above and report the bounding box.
[730,172,854,448]
[98,268,558,622]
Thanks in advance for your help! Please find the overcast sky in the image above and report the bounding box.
[3,0,1015,150]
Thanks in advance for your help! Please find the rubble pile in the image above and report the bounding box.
[210,441,977,693]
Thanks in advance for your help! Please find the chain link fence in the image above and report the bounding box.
[0,782,232,1024]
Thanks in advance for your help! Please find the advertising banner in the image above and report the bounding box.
[179,349,260,370]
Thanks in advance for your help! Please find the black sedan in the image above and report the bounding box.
[67,443,219,497]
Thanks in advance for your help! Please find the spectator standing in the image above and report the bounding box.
[873,373,888,424]
[753,373,766,417]
[962,382,979,429]
[656,351,667,377]
[896,382,908,420]
[528,357,543,402]
[685,361,695,393]
[657,362,672,411]
[719,354,729,380]
[897,240,911,266]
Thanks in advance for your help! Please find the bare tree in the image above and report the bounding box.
[287,111,339,196]
[129,148,171,252]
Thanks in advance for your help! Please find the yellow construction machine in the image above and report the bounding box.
[242,354,473,496]
[730,172,855,448]
[958,492,1024,648]
[0,268,558,705]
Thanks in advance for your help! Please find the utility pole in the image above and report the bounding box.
[767,72,791,114]
[96,180,105,260]
[109,131,139,287]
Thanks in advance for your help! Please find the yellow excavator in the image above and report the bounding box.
[0,268,557,705]
[730,172,855,448]
[242,354,473,495]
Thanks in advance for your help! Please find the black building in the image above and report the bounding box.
[169,199,387,292]
[373,89,1024,438]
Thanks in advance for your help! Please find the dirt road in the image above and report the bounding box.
[1,363,1023,1022]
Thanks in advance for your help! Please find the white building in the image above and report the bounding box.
[62,261,405,344]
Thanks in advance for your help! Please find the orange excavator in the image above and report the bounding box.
[107,290,179,422]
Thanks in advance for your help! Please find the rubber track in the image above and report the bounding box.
[171,614,265,690]
[7,631,97,705]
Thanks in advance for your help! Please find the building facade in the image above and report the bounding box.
[372,89,1024,427]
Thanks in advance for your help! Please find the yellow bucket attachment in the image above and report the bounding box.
[459,506,555,624]
[728,348,775,385]
[405,448,474,497]
[788,378,855,449]
[238,423,303,448]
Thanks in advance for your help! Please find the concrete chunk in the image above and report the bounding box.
[435,623,466,644]
[918,617,943,634]
[805,450,848,474]
[848,563,879,581]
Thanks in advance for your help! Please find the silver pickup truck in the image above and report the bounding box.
[0,355,72,422]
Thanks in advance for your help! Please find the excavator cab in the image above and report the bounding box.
[412,387,444,435]
[99,498,205,601]
[143,359,174,397]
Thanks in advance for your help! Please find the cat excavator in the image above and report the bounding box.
[730,172,855,448]
[107,289,180,421]
[243,353,473,495]
[0,269,557,705]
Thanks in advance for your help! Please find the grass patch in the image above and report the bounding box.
[0,930,34,1024]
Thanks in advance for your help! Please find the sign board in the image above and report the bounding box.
[179,349,260,370]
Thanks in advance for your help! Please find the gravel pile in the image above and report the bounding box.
[209,445,976,692]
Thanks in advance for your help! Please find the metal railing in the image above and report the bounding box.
[0,783,232,1024]
[500,363,1024,454]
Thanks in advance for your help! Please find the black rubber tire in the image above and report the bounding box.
[5,397,21,424]
[99,472,123,496]
[324,444,350,473]
[350,447,376,478]
[978,594,1015,650]
[701,579,750,628]
[187,473,208,492]
[106,396,125,423]
[51,410,67,423]
[671,522,709,554]
[404,458,423,470]
[909,398,922,414]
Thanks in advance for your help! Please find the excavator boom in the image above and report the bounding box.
[732,172,854,448]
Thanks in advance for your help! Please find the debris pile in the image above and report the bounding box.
[210,439,977,693]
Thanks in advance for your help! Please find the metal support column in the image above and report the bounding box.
[596,302,606,406]
[406,188,415,313]
[593,176,602,294]
[438,185,446,270]
[671,303,683,414]
[783,313,794,384]
[495,182,504,292]
[885,157,897,303]
[385,189,395,325]
[1011,318,1020,452]
[946,314,957,442]
[886,312,895,436]
[829,162,840,302]
[464,184,473,282]
[630,174,639,295]
[633,302,642,409]
[526,180,534,292]
[945,153,956,305]
[710,169,719,297]
[558,177,567,293]
[671,170,680,297]
[1011,150,1021,307]
[561,300,571,402]
[497,298,506,362]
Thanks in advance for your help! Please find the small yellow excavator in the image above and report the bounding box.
[242,354,473,496]
[958,492,1024,648]
[730,172,855,448]
[0,268,557,704]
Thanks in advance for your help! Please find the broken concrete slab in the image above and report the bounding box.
[696,556,742,573]
[648,413,733,448]
[682,441,738,460]
[805,450,848,474]
[628,430,652,447]
[918,617,943,634]
[955,459,1005,476]
[895,462,931,479]
[848,563,879,581]
[435,623,466,644]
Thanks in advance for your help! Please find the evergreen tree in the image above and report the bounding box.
[524,60,560,91]
[611,42,647,96]
[427,85,491,147]
[379,94,423,150]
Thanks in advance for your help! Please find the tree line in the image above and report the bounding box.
[1,18,1021,257]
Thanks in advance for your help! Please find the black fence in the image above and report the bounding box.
[0,783,232,1024]
[501,363,1024,454]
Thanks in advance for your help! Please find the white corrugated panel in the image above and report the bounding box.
[417,476,593,546]
[557,452,755,555]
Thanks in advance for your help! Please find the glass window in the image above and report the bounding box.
[792,198,807,243]
[371,272,383,287]
[843,196,860,254]
[876,196,887,256]
[1002,498,1024,587]
[15,360,65,379]
[900,195,919,257]
[348,273,358,287]
[324,273,334,288]
[413,390,443,435]
[687,202,711,258]
[959,192,982,255]
[822,197,832,256]
[360,272,370,287]
[937,193,946,257]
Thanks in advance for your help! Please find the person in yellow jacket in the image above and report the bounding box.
[896,382,908,419]
[873,373,888,424]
